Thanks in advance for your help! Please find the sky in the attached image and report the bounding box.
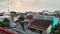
[0,0,60,12]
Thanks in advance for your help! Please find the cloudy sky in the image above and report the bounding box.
[0,0,60,12]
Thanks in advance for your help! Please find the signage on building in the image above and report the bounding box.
[33,15,53,20]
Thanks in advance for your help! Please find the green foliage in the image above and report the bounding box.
[3,18,10,22]
[10,11,17,16]
[10,11,16,14]
[0,21,3,27]
[0,18,10,27]
[3,18,10,27]
[18,15,24,21]
[51,23,60,34]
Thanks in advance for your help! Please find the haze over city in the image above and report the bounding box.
[0,0,60,12]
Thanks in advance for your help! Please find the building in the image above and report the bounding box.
[0,16,11,21]
[55,10,60,23]
[28,14,58,34]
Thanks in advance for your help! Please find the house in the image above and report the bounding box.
[28,19,52,34]
[55,10,60,23]
[0,12,4,16]
[28,15,58,34]
[0,16,11,21]
[57,15,60,23]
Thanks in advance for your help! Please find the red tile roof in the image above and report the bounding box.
[29,19,53,30]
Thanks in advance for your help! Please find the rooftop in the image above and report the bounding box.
[29,19,53,30]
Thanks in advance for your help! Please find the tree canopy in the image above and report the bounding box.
[10,11,17,16]
[51,23,60,34]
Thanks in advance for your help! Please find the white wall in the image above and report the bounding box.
[0,16,11,21]
[46,25,51,34]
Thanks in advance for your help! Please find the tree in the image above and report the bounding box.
[10,11,17,22]
[10,11,17,16]
[3,18,10,27]
[3,18,10,22]
[51,23,60,34]
[18,15,24,21]
[0,21,3,27]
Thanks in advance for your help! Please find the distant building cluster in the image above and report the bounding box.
[0,10,60,34]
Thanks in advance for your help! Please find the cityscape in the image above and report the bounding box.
[0,0,60,34]
[0,10,60,34]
